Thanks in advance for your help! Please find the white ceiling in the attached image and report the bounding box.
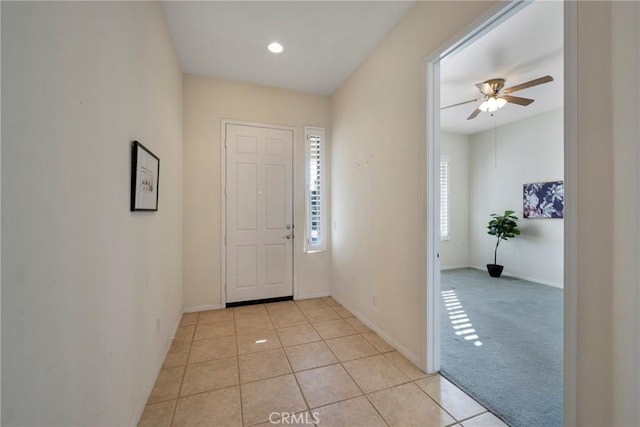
[440,1,564,135]
[162,1,414,96]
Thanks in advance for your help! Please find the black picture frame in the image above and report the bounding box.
[131,140,160,212]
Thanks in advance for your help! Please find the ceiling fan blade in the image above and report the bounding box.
[503,75,553,94]
[467,107,482,120]
[503,95,535,106]
[441,98,480,110]
[475,82,493,96]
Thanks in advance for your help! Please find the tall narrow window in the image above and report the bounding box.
[440,156,450,240]
[305,127,326,252]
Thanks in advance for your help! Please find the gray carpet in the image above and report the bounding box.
[440,268,562,427]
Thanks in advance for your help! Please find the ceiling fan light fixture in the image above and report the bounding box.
[479,96,507,113]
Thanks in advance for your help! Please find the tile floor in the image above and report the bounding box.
[139,297,507,426]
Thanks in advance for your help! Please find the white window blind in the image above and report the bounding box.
[305,127,326,252]
[440,157,450,240]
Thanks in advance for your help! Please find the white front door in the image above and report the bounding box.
[225,124,294,303]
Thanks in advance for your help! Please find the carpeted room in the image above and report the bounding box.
[437,3,564,425]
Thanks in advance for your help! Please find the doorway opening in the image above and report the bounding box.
[426,1,575,426]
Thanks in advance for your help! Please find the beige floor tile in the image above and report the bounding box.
[193,319,235,341]
[304,307,341,323]
[237,329,282,354]
[321,296,340,308]
[344,316,371,333]
[368,382,456,427]
[174,325,195,344]
[383,351,427,380]
[180,357,239,396]
[461,412,506,427]
[270,309,309,329]
[276,324,321,347]
[198,308,234,324]
[252,411,317,426]
[188,336,236,364]
[343,354,410,393]
[235,312,275,334]
[239,348,292,383]
[179,312,199,327]
[295,364,362,408]
[173,385,242,427]
[325,335,379,362]
[163,342,190,368]
[295,298,329,313]
[234,304,267,316]
[312,319,358,340]
[361,332,394,353]
[416,375,486,421]
[137,400,175,426]
[147,366,184,403]
[285,341,339,372]
[314,396,386,427]
[331,305,353,318]
[241,374,307,426]
[265,300,297,311]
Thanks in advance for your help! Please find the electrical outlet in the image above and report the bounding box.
[372,294,377,307]
[156,318,161,334]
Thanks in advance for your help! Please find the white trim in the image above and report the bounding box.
[440,265,472,271]
[220,119,298,307]
[425,58,441,374]
[131,309,182,425]
[467,266,564,289]
[295,291,331,300]
[183,304,225,313]
[563,1,578,424]
[331,294,423,368]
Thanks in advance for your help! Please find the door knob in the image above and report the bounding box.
[283,234,293,240]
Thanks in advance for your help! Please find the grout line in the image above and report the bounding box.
[231,308,247,427]
[168,313,198,425]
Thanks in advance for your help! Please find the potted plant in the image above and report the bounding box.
[486,210,520,278]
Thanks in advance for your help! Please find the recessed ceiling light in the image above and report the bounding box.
[268,42,284,54]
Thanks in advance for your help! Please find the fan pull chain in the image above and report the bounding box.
[492,112,498,168]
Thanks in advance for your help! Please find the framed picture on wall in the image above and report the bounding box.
[523,181,564,219]
[131,141,160,211]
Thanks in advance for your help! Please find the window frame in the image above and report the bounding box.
[304,126,327,253]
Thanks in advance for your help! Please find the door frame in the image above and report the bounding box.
[220,119,298,306]
[424,1,577,425]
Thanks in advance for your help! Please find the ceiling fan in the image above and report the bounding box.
[442,75,554,120]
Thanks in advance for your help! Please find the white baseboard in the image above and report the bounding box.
[296,291,331,300]
[131,308,182,426]
[330,294,424,370]
[469,265,564,289]
[183,303,224,313]
[440,265,472,271]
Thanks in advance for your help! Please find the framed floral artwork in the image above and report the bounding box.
[523,181,564,219]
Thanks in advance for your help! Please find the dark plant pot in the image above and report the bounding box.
[487,264,504,278]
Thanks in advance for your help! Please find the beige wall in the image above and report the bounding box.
[610,1,640,425]
[1,2,183,425]
[330,1,499,365]
[183,75,331,309]
[469,109,564,287]
[440,132,470,269]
